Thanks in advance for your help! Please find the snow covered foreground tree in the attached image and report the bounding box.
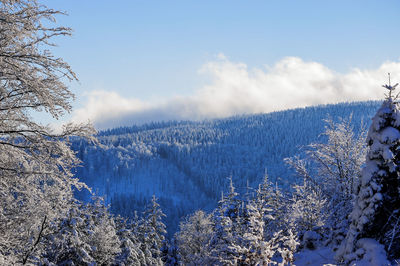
[41,198,121,265]
[286,117,367,248]
[175,210,214,265]
[174,178,299,265]
[138,195,167,265]
[337,81,400,263]
[0,0,95,263]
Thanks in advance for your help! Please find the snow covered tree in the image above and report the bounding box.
[306,117,366,199]
[115,214,145,266]
[84,198,121,264]
[0,0,94,263]
[42,198,121,265]
[161,238,179,266]
[209,178,243,265]
[257,174,289,240]
[206,176,298,265]
[138,195,167,265]
[308,117,367,237]
[175,210,214,265]
[41,201,96,265]
[290,178,327,249]
[286,116,367,246]
[242,174,299,265]
[233,195,277,265]
[337,81,400,262]
[276,229,299,266]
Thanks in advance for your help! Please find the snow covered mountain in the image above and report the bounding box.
[71,101,380,235]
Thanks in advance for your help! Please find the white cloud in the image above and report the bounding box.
[71,56,400,129]
[72,90,151,125]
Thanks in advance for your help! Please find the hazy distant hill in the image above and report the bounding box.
[72,101,380,235]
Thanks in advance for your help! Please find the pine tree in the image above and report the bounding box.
[161,238,179,266]
[209,178,242,265]
[86,198,122,265]
[234,197,277,265]
[277,229,299,266]
[229,175,298,265]
[115,215,143,266]
[42,198,121,265]
[337,80,400,262]
[139,195,167,265]
[41,201,96,265]
[257,174,288,240]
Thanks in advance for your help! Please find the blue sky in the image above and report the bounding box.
[42,0,400,129]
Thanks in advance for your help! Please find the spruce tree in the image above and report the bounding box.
[42,198,121,265]
[258,175,288,239]
[337,79,400,262]
[209,178,242,265]
[115,214,144,266]
[235,191,277,265]
[139,195,167,265]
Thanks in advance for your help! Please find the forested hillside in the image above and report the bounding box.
[72,101,380,235]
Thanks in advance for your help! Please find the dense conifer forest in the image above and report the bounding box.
[72,101,379,236]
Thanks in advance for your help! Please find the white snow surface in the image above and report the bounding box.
[294,244,394,266]
[294,247,335,265]
[352,238,390,266]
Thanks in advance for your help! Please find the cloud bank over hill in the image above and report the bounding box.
[71,56,400,129]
